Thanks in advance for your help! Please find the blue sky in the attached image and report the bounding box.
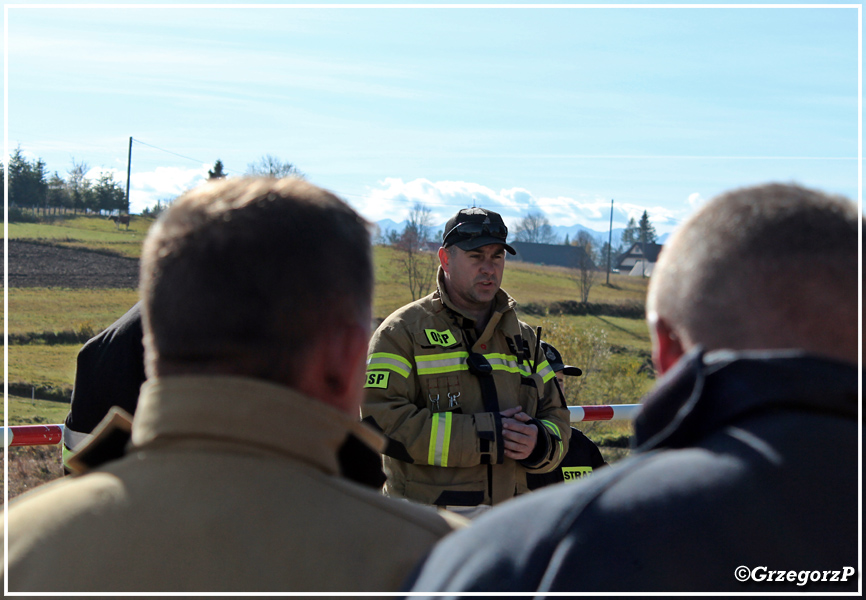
[4,3,861,236]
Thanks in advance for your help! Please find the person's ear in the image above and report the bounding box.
[298,323,370,416]
[650,316,685,375]
[438,247,450,272]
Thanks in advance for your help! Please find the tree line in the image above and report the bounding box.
[2,147,127,216]
[2,149,307,220]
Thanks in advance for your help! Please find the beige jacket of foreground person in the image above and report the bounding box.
[3,375,464,593]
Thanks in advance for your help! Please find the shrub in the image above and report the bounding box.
[547,300,645,319]
[520,300,645,319]
[7,383,72,403]
[539,320,612,404]
[7,206,41,223]
[75,320,96,340]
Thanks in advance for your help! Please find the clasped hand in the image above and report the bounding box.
[499,406,538,461]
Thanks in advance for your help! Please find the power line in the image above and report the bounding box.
[131,138,210,167]
[131,138,240,175]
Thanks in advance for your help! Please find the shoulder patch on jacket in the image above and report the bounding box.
[365,371,390,389]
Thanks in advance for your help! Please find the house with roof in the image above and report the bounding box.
[510,241,597,270]
[615,242,663,276]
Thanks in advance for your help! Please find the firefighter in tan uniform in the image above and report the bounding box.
[362,208,570,516]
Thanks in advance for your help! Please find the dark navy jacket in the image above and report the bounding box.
[407,349,860,593]
[526,427,607,489]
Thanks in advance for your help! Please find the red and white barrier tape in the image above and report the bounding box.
[3,424,65,447]
[3,405,641,447]
[568,404,641,422]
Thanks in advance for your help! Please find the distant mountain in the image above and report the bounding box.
[375,219,668,247]
[372,218,406,239]
[550,224,624,247]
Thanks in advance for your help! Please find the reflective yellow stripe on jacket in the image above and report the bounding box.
[539,418,565,466]
[415,351,469,376]
[536,359,556,384]
[367,352,413,378]
[415,352,535,377]
[428,412,453,466]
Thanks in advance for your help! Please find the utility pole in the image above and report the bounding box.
[125,136,133,214]
[606,199,614,285]
[640,222,647,278]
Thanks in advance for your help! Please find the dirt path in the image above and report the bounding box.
[5,239,139,288]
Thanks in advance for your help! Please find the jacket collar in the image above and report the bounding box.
[131,375,385,476]
[634,348,860,452]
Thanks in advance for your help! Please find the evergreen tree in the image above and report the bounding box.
[93,172,126,213]
[208,159,227,179]
[638,210,658,244]
[47,172,69,212]
[8,146,48,210]
[620,216,640,247]
[598,241,614,272]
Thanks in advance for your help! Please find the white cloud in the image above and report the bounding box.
[687,192,706,208]
[351,177,680,233]
[128,166,209,213]
[121,173,688,236]
[357,178,512,224]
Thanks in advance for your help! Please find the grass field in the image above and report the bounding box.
[8,215,153,258]
[8,343,80,392]
[7,395,73,425]
[373,244,649,321]
[7,288,140,335]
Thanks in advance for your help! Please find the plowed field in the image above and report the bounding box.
[6,239,139,288]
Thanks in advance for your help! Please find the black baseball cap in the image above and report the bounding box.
[541,342,583,377]
[442,208,516,255]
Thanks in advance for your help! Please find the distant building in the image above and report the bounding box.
[510,241,597,270]
[615,242,663,277]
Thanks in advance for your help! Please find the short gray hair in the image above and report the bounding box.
[647,183,860,362]
[140,177,373,380]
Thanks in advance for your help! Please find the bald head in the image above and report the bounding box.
[647,183,860,368]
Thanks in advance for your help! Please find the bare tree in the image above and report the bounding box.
[392,202,439,300]
[571,231,599,303]
[66,160,92,214]
[513,211,558,244]
[246,155,304,179]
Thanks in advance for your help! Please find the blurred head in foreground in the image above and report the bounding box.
[140,176,374,413]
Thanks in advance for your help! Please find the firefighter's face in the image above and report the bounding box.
[440,243,506,311]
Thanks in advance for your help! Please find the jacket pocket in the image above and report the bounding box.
[424,375,463,413]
